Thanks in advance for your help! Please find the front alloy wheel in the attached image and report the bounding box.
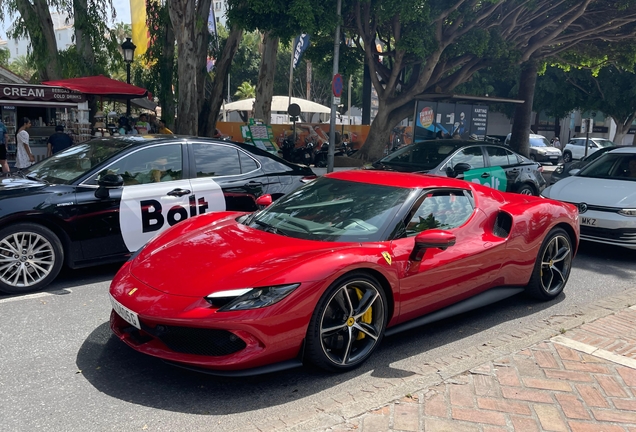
[306,273,387,371]
[526,228,572,300]
[0,224,63,294]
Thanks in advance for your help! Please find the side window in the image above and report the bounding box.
[405,190,474,236]
[486,146,511,167]
[449,147,485,169]
[574,139,584,147]
[192,143,241,177]
[238,150,259,173]
[92,144,183,186]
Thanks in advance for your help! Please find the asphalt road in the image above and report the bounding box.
[1,237,635,431]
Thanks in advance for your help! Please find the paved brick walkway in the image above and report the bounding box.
[328,307,636,432]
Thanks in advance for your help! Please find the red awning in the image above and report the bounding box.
[42,75,148,99]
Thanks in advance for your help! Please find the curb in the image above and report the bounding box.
[275,288,636,432]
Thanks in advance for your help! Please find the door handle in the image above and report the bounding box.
[167,188,191,197]
[481,172,491,178]
[245,181,263,187]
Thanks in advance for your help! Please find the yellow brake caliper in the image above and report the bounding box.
[354,287,373,340]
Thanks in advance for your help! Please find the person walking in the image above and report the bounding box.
[46,125,73,157]
[15,117,34,171]
[0,117,9,175]
[553,136,561,150]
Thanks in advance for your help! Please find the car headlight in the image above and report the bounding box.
[206,284,300,311]
[537,149,547,154]
[618,209,636,217]
[554,165,564,174]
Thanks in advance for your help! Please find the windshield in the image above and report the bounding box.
[376,141,463,171]
[245,177,414,242]
[529,137,550,147]
[578,153,636,180]
[24,138,133,184]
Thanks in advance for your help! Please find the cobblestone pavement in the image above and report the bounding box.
[326,305,636,432]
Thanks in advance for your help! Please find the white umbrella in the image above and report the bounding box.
[222,96,331,114]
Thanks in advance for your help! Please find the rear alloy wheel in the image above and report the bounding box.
[306,273,387,371]
[525,228,572,301]
[563,152,572,163]
[0,223,64,294]
[517,184,534,195]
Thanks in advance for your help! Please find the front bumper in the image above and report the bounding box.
[534,153,561,163]
[109,264,319,372]
[577,208,636,249]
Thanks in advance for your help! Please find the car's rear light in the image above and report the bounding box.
[301,175,317,183]
[537,165,544,172]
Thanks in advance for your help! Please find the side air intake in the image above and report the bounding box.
[493,211,512,238]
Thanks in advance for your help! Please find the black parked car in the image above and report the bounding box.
[0,136,316,294]
[549,145,620,185]
[371,140,546,195]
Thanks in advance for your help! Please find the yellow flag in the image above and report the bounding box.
[130,0,149,56]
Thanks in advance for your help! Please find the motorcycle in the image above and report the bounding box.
[291,141,315,166]
[314,142,345,167]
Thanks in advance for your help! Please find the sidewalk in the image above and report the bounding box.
[327,303,636,432]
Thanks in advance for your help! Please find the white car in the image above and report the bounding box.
[562,137,615,162]
[541,147,636,249]
[505,133,562,163]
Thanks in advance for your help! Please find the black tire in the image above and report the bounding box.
[563,152,572,163]
[525,228,573,301]
[517,184,535,196]
[0,223,64,294]
[305,272,388,372]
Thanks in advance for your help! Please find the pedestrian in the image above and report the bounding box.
[46,125,73,157]
[157,118,173,134]
[553,136,561,150]
[0,116,9,175]
[135,113,151,134]
[15,117,34,171]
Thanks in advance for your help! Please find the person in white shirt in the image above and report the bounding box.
[15,117,34,170]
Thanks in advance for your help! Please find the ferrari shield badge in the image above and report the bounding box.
[381,251,392,265]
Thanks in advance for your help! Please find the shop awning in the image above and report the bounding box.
[42,75,148,99]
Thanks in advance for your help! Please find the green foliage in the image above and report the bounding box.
[0,48,10,67]
[234,81,256,99]
[7,55,37,81]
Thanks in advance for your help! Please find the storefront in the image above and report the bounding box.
[0,83,87,164]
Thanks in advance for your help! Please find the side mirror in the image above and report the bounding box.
[95,173,123,199]
[445,165,456,178]
[256,194,273,207]
[410,229,456,261]
[453,163,472,175]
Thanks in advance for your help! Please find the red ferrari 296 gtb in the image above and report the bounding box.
[109,170,579,376]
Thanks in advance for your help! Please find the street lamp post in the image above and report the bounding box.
[121,37,136,117]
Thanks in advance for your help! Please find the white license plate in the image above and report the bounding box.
[550,156,559,159]
[110,294,141,329]
[580,217,597,226]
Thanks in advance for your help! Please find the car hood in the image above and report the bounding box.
[130,220,355,297]
[0,176,47,192]
[533,147,561,155]
[544,176,636,207]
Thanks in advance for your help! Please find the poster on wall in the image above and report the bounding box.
[471,105,488,139]
[453,104,472,139]
[413,101,489,142]
[413,101,438,141]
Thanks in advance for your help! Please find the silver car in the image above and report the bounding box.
[541,147,636,249]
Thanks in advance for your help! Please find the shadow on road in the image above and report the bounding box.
[76,291,564,415]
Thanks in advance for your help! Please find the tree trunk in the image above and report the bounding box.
[195,0,212,135]
[510,61,539,157]
[253,31,279,124]
[204,25,243,137]
[160,10,176,130]
[612,114,636,146]
[73,0,96,75]
[169,0,198,135]
[15,0,62,80]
